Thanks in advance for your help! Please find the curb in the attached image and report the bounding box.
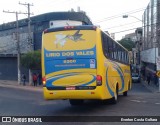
[0,80,42,92]
[141,80,159,93]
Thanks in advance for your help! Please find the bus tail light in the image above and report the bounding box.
[64,26,74,30]
[42,77,46,85]
[96,75,102,86]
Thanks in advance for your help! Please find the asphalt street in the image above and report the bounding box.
[0,82,160,125]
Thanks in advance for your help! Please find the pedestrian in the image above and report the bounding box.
[154,73,158,86]
[141,67,145,80]
[33,73,37,86]
[22,73,26,86]
[38,72,42,85]
[147,73,151,85]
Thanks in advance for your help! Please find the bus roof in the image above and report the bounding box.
[43,25,97,34]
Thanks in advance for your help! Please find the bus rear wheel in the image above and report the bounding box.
[69,99,84,106]
[123,91,127,96]
[123,82,130,96]
[110,85,118,104]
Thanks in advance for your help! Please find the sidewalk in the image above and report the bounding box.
[141,79,160,93]
[0,80,42,92]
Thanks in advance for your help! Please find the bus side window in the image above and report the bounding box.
[102,32,109,57]
[112,42,116,59]
[122,51,124,63]
[108,38,113,59]
[101,31,129,65]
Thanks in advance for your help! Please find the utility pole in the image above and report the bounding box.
[3,10,30,84]
[19,2,34,85]
[19,2,34,51]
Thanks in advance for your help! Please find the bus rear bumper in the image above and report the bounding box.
[43,87,111,100]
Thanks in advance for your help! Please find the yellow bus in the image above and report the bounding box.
[42,25,131,105]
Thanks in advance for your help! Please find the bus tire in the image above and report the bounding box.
[123,91,127,96]
[110,84,118,104]
[123,82,130,96]
[69,99,84,106]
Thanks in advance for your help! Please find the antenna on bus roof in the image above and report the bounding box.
[66,22,70,26]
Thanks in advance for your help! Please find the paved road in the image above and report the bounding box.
[0,82,160,125]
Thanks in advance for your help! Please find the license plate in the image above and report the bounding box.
[66,86,75,90]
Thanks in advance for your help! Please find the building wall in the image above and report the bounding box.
[0,26,34,54]
[124,33,137,42]
[158,0,160,56]
[142,0,158,51]
[141,0,159,76]
[33,21,49,50]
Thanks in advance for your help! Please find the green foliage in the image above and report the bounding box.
[21,50,41,70]
[118,38,135,51]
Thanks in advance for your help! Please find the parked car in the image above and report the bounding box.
[132,73,140,83]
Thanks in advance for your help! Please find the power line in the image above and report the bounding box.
[104,21,140,30]
[111,27,138,34]
[95,3,160,23]
[95,9,144,23]
[111,21,159,34]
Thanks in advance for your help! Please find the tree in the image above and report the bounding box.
[118,38,135,51]
[21,50,41,70]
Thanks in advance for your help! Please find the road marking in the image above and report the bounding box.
[155,103,160,105]
[130,100,147,103]
[130,100,141,102]
[140,101,147,103]
[137,97,143,99]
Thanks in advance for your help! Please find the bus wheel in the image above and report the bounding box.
[123,82,130,96]
[110,85,118,104]
[69,99,84,106]
[123,91,127,96]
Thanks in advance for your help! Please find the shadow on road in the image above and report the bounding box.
[47,95,126,116]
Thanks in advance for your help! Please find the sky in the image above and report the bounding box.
[0,0,150,40]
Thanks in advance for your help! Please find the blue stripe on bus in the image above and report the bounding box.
[46,73,96,87]
[115,68,125,92]
[112,62,125,92]
[106,63,125,94]
[80,74,96,86]
[114,62,124,76]
[106,68,114,97]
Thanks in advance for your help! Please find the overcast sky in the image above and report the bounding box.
[0,0,150,40]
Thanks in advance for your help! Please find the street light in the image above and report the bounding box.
[122,15,142,22]
[122,15,142,76]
